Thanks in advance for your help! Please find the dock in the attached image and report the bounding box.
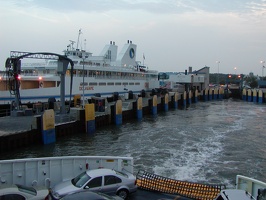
[1,86,266,152]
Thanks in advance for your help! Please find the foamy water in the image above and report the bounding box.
[1,99,266,188]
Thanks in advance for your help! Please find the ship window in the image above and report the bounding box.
[89,82,97,86]
[107,82,114,85]
[129,83,134,85]
[99,82,106,86]
[115,82,121,85]
[135,82,140,85]
[123,82,128,85]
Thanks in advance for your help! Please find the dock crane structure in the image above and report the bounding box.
[5,52,74,115]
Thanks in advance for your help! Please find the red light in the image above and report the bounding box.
[228,74,231,78]
[15,74,21,80]
[238,75,241,78]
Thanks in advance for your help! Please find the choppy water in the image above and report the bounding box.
[1,99,266,188]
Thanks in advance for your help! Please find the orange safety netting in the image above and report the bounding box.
[136,170,226,200]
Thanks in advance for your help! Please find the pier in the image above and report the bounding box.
[0,86,266,152]
[0,88,228,152]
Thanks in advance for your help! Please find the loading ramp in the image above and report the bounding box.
[136,170,226,200]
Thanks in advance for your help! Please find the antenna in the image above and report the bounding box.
[84,39,86,51]
[76,29,82,49]
[69,40,75,50]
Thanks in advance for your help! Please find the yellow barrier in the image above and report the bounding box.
[153,95,157,107]
[74,94,81,107]
[137,97,142,110]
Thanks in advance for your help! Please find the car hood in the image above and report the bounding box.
[52,180,79,196]
[34,187,50,199]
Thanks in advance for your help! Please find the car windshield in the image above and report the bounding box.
[71,171,91,188]
[114,170,128,178]
[16,184,37,196]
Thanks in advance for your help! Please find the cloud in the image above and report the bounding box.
[1,0,266,75]
[4,0,266,24]
[6,0,263,14]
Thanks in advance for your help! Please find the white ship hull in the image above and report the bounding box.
[0,75,159,104]
[0,35,159,105]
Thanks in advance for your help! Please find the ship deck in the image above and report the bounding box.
[130,189,191,199]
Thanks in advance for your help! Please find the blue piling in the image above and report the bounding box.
[85,103,95,134]
[41,109,56,144]
[164,94,169,112]
[115,100,122,125]
[258,90,263,103]
[151,95,157,115]
[136,97,143,120]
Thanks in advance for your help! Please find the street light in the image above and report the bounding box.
[261,61,265,77]
[82,58,85,108]
[234,67,237,75]
[216,61,220,84]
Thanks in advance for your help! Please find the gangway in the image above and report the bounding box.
[136,170,226,200]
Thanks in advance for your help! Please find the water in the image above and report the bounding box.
[1,99,266,188]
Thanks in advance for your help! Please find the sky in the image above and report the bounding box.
[0,0,266,76]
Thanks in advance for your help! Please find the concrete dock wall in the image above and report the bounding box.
[0,88,229,153]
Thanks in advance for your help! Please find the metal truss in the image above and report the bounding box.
[10,51,59,60]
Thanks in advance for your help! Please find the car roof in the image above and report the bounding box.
[86,168,117,177]
[0,185,18,191]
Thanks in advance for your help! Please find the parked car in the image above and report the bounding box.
[60,191,123,200]
[0,184,50,200]
[50,168,137,200]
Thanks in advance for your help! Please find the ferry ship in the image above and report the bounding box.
[0,31,159,105]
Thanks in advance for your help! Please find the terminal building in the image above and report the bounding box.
[158,66,210,93]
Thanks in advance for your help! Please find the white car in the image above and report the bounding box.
[0,184,50,200]
[50,168,137,199]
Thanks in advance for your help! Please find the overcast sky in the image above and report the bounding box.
[1,0,266,76]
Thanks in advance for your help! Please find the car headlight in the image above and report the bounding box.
[50,190,60,199]
[52,191,60,199]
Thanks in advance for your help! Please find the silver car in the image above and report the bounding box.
[0,184,50,200]
[50,168,137,200]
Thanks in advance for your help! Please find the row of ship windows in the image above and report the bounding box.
[87,82,140,86]
[68,70,148,78]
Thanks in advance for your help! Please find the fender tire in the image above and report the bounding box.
[117,189,129,199]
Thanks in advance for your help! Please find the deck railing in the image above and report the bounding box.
[0,156,134,188]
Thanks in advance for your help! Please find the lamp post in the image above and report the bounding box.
[216,61,220,85]
[261,61,265,77]
[82,58,85,108]
[234,67,237,75]
[79,54,88,108]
